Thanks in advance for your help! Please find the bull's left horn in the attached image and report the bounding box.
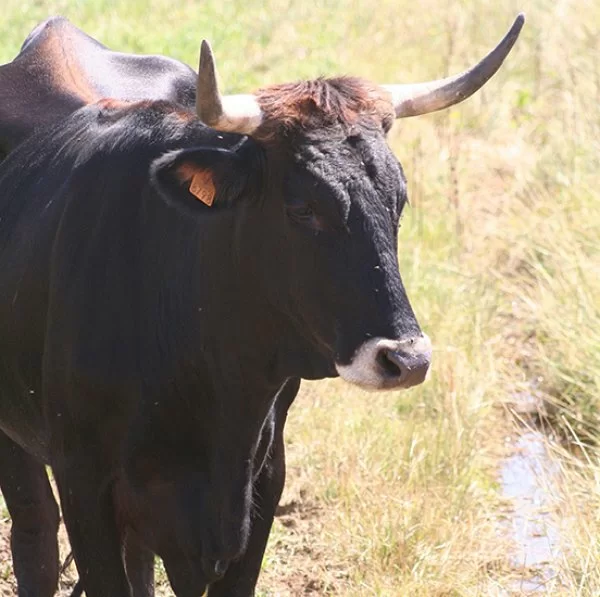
[196,40,263,134]
[383,13,525,118]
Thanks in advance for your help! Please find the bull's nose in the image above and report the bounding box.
[376,335,432,389]
[335,334,432,390]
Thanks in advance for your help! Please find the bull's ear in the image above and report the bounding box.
[150,137,261,212]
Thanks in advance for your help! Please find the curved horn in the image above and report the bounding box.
[196,40,263,134]
[383,13,525,118]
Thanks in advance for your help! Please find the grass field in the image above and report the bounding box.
[0,0,599,595]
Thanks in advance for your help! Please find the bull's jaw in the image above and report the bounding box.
[336,334,432,390]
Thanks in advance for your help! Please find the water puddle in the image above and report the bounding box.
[500,428,562,593]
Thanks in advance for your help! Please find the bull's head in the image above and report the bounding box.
[166,15,524,392]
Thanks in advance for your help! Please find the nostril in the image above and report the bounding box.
[376,348,405,378]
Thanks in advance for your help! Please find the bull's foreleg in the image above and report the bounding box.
[207,377,300,597]
[206,425,286,597]
[52,452,131,597]
[66,531,154,597]
[0,431,60,597]
[124,530,155,597]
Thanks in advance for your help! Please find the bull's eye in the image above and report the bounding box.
[286,203,315,223]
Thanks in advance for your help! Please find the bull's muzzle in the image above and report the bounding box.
[336,335,432,390]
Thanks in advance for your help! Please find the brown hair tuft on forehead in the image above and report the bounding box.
[254,76,394,141]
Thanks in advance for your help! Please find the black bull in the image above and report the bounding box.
[0,15,523,597]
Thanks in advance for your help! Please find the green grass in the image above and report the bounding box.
[0,0,599,595]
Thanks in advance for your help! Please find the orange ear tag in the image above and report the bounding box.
[189,171,215,206]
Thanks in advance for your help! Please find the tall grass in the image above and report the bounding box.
[0,0,598,595]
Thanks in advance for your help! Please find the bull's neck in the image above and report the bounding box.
[139,211,280,384]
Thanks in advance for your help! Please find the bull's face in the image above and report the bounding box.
[151,103,432,391]
[262,121,432,390]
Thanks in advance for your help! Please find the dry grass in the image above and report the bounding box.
[0,0,599,595]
